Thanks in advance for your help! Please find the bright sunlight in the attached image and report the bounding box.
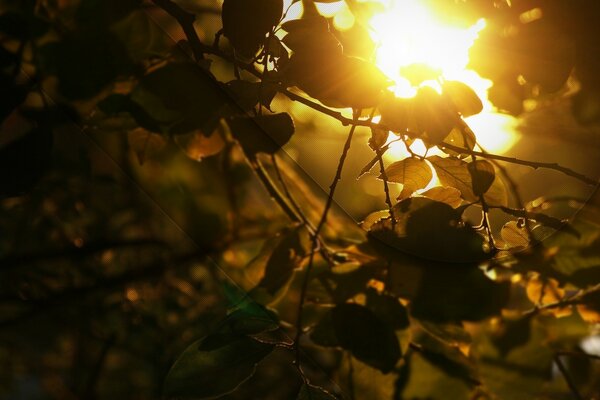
[284,0,520,154]
[367,0,519,155]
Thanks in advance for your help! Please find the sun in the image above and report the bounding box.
[282,0,520,155]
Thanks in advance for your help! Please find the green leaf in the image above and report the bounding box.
[164,333,274,399]
[228,112,295,159]
[442,80,483,117]
[331,303,401,373]
[297,383,337,400]
[467,160,495,197]
[381,158,432,200]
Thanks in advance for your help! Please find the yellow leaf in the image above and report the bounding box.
[175,130,225,161]
[419,186,463,208]
[443,80,483,117]
[382,158,433,200]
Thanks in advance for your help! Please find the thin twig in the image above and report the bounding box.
[294,120,359,364]
[554,354,584,400]
[151,0,205,61]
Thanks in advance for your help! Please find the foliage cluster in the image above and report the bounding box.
[1,0,600,399]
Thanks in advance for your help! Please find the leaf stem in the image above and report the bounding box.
[294,120,358,364]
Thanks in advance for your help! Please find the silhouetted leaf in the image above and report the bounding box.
[369,198,488,263]
[331,303,401,372]
[226,80,278,112]
[415,335,480,387]
[498,206,580,238]
[285,54,388,108]
[131,62,228,135]
[467,160,495,197]
[297,383,337,400]
[222,0,283,60]
[257,226,308,295]
[164,333,273,399]
[409,266,510,322]
[492,315,533,356]
[443,80,483,117]
[381,158,432,200]
[228,112,295,159]
[366,288,409,330]
[37,31,135,99]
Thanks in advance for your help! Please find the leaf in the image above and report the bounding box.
[428,155,476,202]
[429,155,508,206]
[130,62,228,135]
[164,333,273,399]
[418,320,472,350]
[127,127,167,165]
[257,226,309,295]
[467,160,495,196]
[369,127,388,150]
[297,384,337,400]
[400,63,441,86]
[492,315,533,356]
[501,221,530,249]
[442,80,483,117]
[369,198,489,263]
[222,0,283,60]
[379,95,414,134]
[226,80,277,112]
[366,288,410,330]
[415,335,480,387]
[498,206,580,238]
[285,54,388,108]
[224,306,280,336]
[228,112,295,159]
[331,303,401,372]
[577,290,600,323]
[526,276,570,318]
[174,130,225,162]
[381,158,432,200]
[409,266,511,322]
[281,16,342,57]
[412,87,458,146]
[440,127,476,158]
[419,186,463,208]
[38,30,135,99]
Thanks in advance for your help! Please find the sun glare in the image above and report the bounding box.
[282,0,520,154]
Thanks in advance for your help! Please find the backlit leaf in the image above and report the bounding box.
[419,186,463,208]
[382,158,432,200]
